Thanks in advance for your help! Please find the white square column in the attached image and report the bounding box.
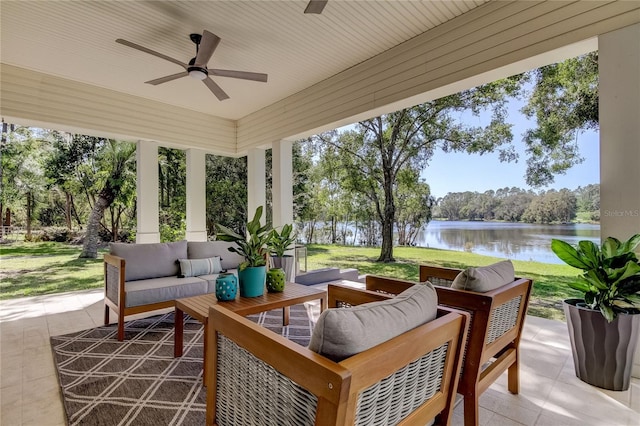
[271,140,294,228]
[599,23,640,378]
[272,139,296,279]
[136,141,160,243]
[247,148,266,224]
[599,23,640,241]
[185,148,207,241]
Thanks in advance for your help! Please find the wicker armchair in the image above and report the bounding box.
[205,284,469,426]
[365,266,533,426]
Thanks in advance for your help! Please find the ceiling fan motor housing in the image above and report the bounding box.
[187,57,208,79]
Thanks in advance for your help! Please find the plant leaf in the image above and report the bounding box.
[619,234,640,255]
[611,261,640,287]
[551,239,590,270]
[568,280,591,293]
[600,305,615,322]
[578,240,600,269]
[582,271,608,290]
[216,223,244,241]
[602,237,620,259]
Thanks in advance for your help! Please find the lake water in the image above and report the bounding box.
[416,221,601,264]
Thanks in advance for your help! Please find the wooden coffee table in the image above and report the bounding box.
[174,282,326,381]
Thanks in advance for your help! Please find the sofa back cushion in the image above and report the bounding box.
[308,283,438,361]
[110,240,187,281]
[187,241,244,270]
[451,260,515,292]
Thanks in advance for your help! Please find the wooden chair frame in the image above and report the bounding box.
[366,266,533,426]
[103,253,177,341]
[206,284,469,426]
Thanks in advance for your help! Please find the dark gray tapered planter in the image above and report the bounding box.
[564,298,640,391]
[271,255,295,283]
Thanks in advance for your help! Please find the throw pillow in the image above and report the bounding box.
[178,257,223,277]
[451,260,515,292]
[308,283,438,361]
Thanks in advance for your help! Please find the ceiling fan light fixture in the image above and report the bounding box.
[188,67,207,80]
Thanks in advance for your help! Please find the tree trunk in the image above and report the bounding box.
[352,219,358,246]
[65,191,72,230]
[26,191,33,239]
[331,216,337,244]
[377,170,396,262]
[70,195,83,228]
[79,194,111,258]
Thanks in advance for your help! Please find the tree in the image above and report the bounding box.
[522,189,577,224]
[521,52,598,186]
[575,183,600,218]
[43,132,100,230]
[1,126,47,239]
[494,187,535,222]
[79,140,136,258]
[158,147,186,242]
[206,154,247,236]
[313,77,522,262]
[395,169,434,246]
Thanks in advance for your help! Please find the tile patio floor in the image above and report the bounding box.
[1,288,639,425]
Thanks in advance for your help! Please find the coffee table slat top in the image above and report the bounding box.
[175,282,325,320]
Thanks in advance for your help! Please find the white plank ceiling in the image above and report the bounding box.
[0,0,487,120]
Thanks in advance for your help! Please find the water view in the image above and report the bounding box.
[416,221,600,264]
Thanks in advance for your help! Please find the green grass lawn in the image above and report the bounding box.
[0,241,582,321]
[304,244,582,321]
[0,242,106,300]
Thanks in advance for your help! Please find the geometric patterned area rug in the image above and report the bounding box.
[50,303,316,426]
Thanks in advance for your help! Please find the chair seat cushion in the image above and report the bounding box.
[125,276,207,307]
[309,283,438,361]
[451,260,515,292]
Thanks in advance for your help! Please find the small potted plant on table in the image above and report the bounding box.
[216,206,272,297]
[551,233,640,390]
[268,224,297,288]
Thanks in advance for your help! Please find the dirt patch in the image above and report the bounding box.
[0,270,30,279]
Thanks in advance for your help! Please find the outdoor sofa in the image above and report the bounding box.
[104,240,243,340]
[206,282,470,425]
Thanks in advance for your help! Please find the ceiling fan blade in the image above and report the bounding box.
[194,30,221,67]
[203,78,230,101]
[116,39,187,69]
[145,71,189,85]
[210,69,268,82]
[304,0,328,14]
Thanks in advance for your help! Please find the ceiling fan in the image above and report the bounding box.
[304,0,328,14]
[116,30,267,101]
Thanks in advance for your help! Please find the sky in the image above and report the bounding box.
[422,95,600,199]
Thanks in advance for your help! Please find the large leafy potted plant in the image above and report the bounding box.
[268,223,297,284]
[216,206,272,297]
[551,233,640,390]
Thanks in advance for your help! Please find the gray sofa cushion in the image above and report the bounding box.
[308,283,438,361]
[451,260,515,292]
[110,240,187,281]
[187,241,244,270]
[178,257,223,277]
[124,275,207,307]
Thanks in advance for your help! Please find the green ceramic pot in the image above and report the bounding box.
[266,268,286,293]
